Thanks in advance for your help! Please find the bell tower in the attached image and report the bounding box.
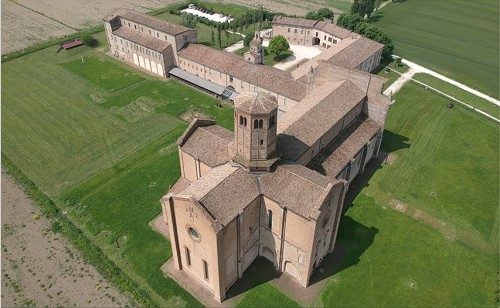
[244,31,264,64]
[232,92,280,172]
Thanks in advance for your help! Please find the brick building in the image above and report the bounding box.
[103,9,390,303]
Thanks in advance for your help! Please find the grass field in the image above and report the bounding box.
[374,59,409,91]
[318,82,499,306]
[413,73,499,118]
[371,0,499,98]
[365,82,499,245]
[1,40,234,306]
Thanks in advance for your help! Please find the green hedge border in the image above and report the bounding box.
[1,154,154,306]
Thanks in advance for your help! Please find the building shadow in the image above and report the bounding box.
[381,129,410,153]
[224,257,280,300]
[309,216,378,286]
[226,129,408,300]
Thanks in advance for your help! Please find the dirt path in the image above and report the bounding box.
[383,59,499,123]
[1,170,133,307]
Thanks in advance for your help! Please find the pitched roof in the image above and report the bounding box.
[105,9,192,36]
[272,16,355,39]
[259,164,335,218]
[167,177,192,195]
[112,26,171,53]
[177,43,308,101]
[308,116,380,178]
[293,61,391,109]
[273,16,319,28]
[179,164,260,227]
[234,92,278,114]
[315,20,355,39]
[277,80,366,161]
[180,125,233,167]
[321,36,384,69]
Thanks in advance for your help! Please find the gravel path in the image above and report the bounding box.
[1,170,133,307]
[383,59,499,123]
[399,58,500,106]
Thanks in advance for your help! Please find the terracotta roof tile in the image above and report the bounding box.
[277,81,366,161]
[178,164,260,226]
[234,92,278,114]
[308,116,380,178]
[181,125,233,167]
[272,16,355,39]
[260,164,335,218]
[112,26,171,52]
[177,44,308,101]
[105,9,192,35]
[321,36,384,69]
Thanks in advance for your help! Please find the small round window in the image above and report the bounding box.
[188,227,200,241]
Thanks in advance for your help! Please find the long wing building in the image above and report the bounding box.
[103,9,390,302]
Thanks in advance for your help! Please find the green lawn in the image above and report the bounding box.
[371,0,499,98]
[413,73,499,119]
[364,82,499,245]
[318,81,499,307]
[319,194,499,307]
[1,39,234,306]
[374,59,409,91]
[1,48,181,198]
[235,46,293,66]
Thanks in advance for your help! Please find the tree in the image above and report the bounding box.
[337,13,394,60]
[81,33,97,48]
[317,8,334,20]
[363,0,375,18]
[268,35,289,56]
[306,8,334,21]
[243,29,254,47]
[217,24,222,49]
[180,13,197,28]
[336,13,363,30]
[351,0,375,19]
[351,0,361,15]
[211,30,215,47]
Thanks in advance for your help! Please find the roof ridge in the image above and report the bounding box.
[199,166,240,200]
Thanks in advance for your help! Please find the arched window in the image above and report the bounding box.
[244,117,247,126]
[268,210,272,229]
[258,119,263,129]
[260,139,264,147]
[254,119,259,129]
[239,115,244,125]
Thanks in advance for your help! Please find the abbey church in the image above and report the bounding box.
[103,9,390,303]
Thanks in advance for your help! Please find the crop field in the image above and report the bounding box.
[371,0,499,98]
[3,38,284,306]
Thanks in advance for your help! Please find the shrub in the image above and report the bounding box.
[81,33,98,47]
[268,35,290,56]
